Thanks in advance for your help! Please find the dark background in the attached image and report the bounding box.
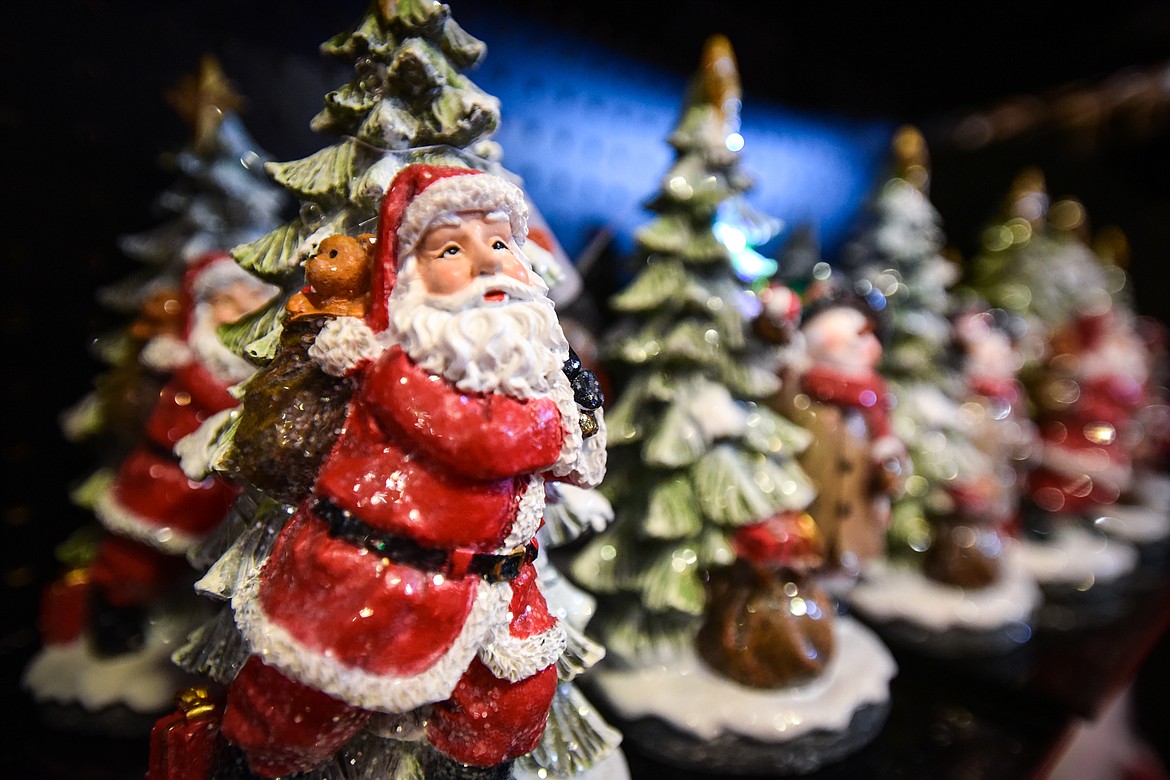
[2,1,1170,775]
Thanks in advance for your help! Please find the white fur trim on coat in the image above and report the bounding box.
[1040,442,1132,491]
[479,618,566,683]
[500,475,546,551]
[94,485,204,555]
[138,333,194,373]
[873,434,909,468]
[547,364,608,489]
[398,174,529,256]
[308,316,389,377]
[568,407,608,489]
[232,565,518,714]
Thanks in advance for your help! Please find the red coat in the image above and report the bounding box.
[1030,374,1143,513]
[238,347,566,714]
[98,362,241,554]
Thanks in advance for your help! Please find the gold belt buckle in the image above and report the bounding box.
[491,545,528,581]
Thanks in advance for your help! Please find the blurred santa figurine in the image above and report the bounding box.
[25,253,274,715]
[199,165,605,780]
[954,306,1037,541]
[88,253,274,650]
[770,277,908,580]
[1029,303,1146,518]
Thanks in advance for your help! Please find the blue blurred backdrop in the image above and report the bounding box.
[452,3,895,266]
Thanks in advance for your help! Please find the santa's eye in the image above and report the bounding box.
[492,240,508,250]
[440,244,461,257]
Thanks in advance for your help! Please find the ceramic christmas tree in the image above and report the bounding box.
[146,3,621,778]
[61,56,286,459]
[211,0,575,372]
[963,170,1141,627]
[833,128,1040,655]
[22,59,285,732]
[568,37,895,775]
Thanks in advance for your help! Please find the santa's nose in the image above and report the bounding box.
[471,241,503,275]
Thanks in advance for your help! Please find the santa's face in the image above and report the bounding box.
[414,212,530,298]
[804,307,882,374]
[187,274,275,384]
[388,222,567,400]
[958,315,1018,383]
[206,280,275,327]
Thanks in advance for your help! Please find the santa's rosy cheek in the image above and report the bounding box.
[506,261,529,284]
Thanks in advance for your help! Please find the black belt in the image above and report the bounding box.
[312,498,537,583]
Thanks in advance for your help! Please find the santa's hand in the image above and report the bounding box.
[138,333,194,373]
[309,316,388,377]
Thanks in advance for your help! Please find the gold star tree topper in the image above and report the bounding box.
[165,55,244,152]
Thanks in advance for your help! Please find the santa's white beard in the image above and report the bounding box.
[187,304,258,385]
[386,268,606,488]
[388,272,569,400]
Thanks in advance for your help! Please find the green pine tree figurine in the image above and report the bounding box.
[840,127,1041,657]
[62,55,287,456]
[571,32,812,667]
[962,171,1157,627]
[839,127,981,555]
[220,0,508,365]
[569,36,895,775]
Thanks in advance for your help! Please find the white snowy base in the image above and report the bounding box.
[817,569,861,601]
[1016,524,1138,587]
[1133,470,1170,512]
[514,750,631,780]
[22,609,195,714]
[848,545,1041,634]
[591,616,894,745]
[1091,503,1170,545]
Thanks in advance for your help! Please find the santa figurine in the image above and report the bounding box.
[1015,301,1144,624]
[771,276,908,582]
[1029,304,1146,518]
[954,305,1037,541]
[194,165,605,780]
[24,252,275,720]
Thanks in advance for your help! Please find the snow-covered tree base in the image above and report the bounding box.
[1016,523,1137,587]
[1090,502,1170,547]
[1081,500,1165,591]
[514,750,630,780]
[844,547,1041,657]
[582,616,894,775]
[1132,470,1170,512]
[1015,523,1139,630]
[22,604,203,722]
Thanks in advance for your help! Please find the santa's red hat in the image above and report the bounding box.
[183,252,235,303]
[367,164,530,332]
[758,283,802,330]
[181,251,243,336]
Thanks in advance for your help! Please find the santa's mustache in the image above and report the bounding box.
[421,273,541,312]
